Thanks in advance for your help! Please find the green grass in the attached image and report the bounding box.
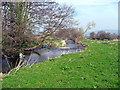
[2,40,118,88]
[0,79,2,90]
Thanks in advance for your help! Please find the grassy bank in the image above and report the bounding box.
[2,40,118,88]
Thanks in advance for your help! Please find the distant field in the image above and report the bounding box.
[2,40,118,88]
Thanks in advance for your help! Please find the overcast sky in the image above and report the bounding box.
[56,0,119,34]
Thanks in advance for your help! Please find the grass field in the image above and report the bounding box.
[2,40,118,88]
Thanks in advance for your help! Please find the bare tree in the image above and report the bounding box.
[55,21,96,43]
[30,2,75,42]
[2,2,33,67]
[2,1,77,70]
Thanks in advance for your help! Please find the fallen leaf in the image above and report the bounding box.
[58,81,61,83]
[69,59,71,62]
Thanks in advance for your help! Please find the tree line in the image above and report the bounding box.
[89,31,118,40]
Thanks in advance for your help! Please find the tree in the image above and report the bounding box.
[95,31,107,40]
[90,32,96,40]
[30,2,75,42]
[2,2,33,66]
[1,1,77,67]
[110,33,118,40]
[55,21,96,43]
[55,27,85,43]
[95,31,117,40]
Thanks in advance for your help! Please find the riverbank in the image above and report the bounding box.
[2,40,118,88]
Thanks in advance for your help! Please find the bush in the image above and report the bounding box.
[55,28,84,43]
